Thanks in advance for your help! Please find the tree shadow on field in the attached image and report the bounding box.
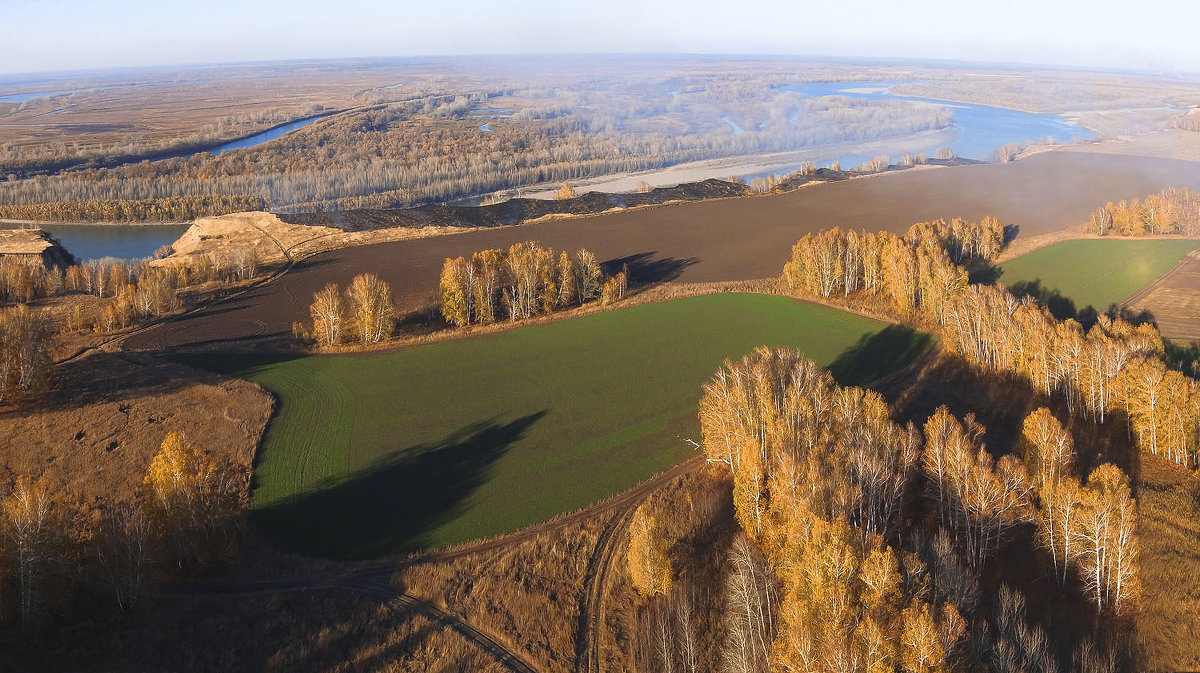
[1006,279,1085,322]
[827,325,934,387]
[602,251,699,287]
[253,411,547,560]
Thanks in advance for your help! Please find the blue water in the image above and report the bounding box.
[778,81,1093,161]
[209,114,331,156]
[1,223,190,262]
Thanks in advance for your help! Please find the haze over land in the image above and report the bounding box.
[4,2,1200,672]
[5,0,1200,74]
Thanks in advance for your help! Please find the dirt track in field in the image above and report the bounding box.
[124,151,1200,351]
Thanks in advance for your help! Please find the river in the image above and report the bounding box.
[204,114,333,156]
[1,223,190,262]
[777,81,1093,163]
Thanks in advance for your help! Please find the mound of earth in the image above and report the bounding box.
[0,228,75,268]
[160,211,341,268]
[278,178,754,232]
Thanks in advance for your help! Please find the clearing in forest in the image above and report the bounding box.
[993,238,1200,319]
[181,293,930,559]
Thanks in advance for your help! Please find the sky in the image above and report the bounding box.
[5,0,1200,76]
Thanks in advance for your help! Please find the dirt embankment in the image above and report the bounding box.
[276,164,977,234]
[162,211,343,268]
[278,178,754,232]
[0,228,75,268]
[127,151,1200,352]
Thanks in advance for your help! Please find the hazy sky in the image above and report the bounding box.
[5,0,1200,76]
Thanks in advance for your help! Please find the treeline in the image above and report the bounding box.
[0,194,265,223]
[304,273,395,347]
[690,348,1135,672]
[0,432,246,627]
[1173,111,1200,133]
[438,242,627,327]
[784,220,1200,468]
[1089,187,1200,236]
[0,251,265,406]
[782,216,1004,307]
[785,218,1004,303]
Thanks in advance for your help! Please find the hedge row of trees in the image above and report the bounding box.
[1,249,262,337]
[1089,187,1200,236]
[783,217,1005,304]
[306,273,396,346]
[695,347,1138,672]
[0,195,266,224]
[0,432,246,627]
[439,242,626,327]
[785,222,1200,468]
[784,226,967,316]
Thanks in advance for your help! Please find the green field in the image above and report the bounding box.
[995,239,1200,319]
[182,293,930,559]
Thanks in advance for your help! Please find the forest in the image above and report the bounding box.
[0,69,953,220]
[618,215,1190,673]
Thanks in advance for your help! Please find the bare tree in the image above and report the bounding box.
[95,500,151,612]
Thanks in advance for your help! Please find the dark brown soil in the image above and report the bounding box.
[280,178,754,231]
[126,151,1200,351]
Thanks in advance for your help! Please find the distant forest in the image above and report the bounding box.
[0,70,952,221]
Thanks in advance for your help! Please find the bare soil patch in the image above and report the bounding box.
[1128,250,1200,342]
[127,151,1200,351]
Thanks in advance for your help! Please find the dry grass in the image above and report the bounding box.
[20,581,504,673]
[396,518,603,673]
[1128,251,1200,342]
[1135,455,1200,672]
[0,351,271,505]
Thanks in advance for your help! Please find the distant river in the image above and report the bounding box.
[205,114,333,156]
[775,81,1093,166]
[1,223,189,262]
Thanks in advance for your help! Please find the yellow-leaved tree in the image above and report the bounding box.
[309,282,344,346]
[2,475,70,627]
[627,503,672,598]
[346,272,395,344]
[143,432,247,569]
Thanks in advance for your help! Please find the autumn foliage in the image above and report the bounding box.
[786,217,1200,469]
[1089,187,1200,236]
[307,273,395,346]
[628,503,673,597]
[439,242,624,327]
[699,348,968,672]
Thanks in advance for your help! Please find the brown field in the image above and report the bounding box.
[1136,455,1200,672]
[1127,250,1200,342]
[0,60,413,161]
[126,150,1200,351]
[0,352,271,505]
